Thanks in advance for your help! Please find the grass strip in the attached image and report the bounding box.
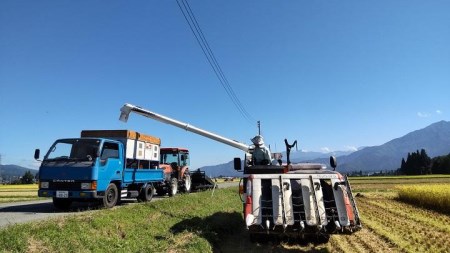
[0,188,242,253]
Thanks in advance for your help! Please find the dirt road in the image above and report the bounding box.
[0,199,64,228]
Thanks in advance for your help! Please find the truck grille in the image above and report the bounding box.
[49,181,81,190]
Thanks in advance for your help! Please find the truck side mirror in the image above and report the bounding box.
[34,149,40,160]
[330,156,337,170]
[234,157,242,171]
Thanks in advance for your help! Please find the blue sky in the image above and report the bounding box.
[1,1,449,170]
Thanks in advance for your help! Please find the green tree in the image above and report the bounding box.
[400,149,432,175]
[20,171,35,184]
[432,153,450,174]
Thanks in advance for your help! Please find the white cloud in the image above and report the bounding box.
[417,112,430,118]
[436,110,442,114]
[320,147,331,153]
[344,146,358,152]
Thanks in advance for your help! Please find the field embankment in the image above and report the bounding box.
[0,176,449,252]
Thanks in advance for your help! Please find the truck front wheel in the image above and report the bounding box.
[53,198,72,211]
[169,178,178,197]
[103,183,118,208]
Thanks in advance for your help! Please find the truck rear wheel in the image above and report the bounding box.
[53,198,72,211]
[169,177,178,197]
[138,184,154,202]
[103,183,118,208]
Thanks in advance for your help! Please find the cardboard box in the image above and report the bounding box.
[81,130,161,145]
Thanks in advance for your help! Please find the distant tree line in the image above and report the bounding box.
[398,149,450,175]
[348,149,450,177]
[348,170,398,177]
[7,171,36,184]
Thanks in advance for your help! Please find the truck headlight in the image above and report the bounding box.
[81,181,97,190]
[40,182,49,189]
[81,183,91,190]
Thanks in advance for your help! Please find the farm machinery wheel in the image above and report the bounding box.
[138,184,154,202]
[103,183,118,208]
[169,177,178,197]
[182,173,191,193]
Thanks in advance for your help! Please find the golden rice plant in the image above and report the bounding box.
[397,184,450,214]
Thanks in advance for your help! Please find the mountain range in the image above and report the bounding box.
[2,121,450,178]
[201,120,450,176]
[0,165,38,182]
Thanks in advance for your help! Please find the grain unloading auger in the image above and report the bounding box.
[119,103,361,242]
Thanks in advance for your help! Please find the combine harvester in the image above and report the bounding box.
[119,103,361,242]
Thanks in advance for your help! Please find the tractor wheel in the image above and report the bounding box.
[182,173,191,193]
[138,184,154,202]
[103,183,118,208]
[168,177,178,197]
[53,198,72,211]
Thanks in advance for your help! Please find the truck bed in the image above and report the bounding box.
[123,168,164,184]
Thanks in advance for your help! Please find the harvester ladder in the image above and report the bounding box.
[344,175,361,226]
[279,175,287,229]
[291,183,306,230]
[309,176,322,227]
[261,179,273,228]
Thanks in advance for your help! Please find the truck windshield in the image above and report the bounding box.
[46,139,100,162]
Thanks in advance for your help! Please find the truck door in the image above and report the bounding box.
[97,141,122,192]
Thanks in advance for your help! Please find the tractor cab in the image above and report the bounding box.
[160,148,190,168]
[157,148,191,196]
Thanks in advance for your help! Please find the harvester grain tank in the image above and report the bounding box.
[119,103,362,242]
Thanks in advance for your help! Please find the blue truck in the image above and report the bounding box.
[35,130,165,210]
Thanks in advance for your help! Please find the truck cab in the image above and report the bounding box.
[36,130,164,210]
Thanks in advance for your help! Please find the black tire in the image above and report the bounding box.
[138,184,154,202]
[315,234,331,244]
[155,186,165,196]
[103,183,118,208]
[249,233,269,244]
[52,197,72,211]
[182,173,191,193]
[168,177,178,197]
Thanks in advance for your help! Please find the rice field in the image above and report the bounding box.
[0,184,40,203]
[397,184,450,215]
[327,175,450,253]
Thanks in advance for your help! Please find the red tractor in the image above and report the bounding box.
[156,148,192,196]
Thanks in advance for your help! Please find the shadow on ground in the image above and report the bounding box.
[170,211,330,253]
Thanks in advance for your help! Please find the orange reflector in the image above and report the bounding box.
[91,181,97,190]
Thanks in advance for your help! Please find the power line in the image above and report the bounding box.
[182,0,254,122]
[176,0,255,124]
